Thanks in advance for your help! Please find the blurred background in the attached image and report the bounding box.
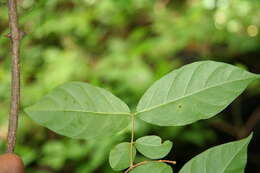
[0,0,260,172]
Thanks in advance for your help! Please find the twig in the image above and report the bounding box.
[6,0,22,153]
[239,107,260,138]
[210,120,238,138]
[211,106,260,139]
[124,160,176,173]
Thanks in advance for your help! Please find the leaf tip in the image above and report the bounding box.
[245,132,253,141]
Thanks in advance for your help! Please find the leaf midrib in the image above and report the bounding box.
[136,76,256,115]
[220,142,246,173]
[26,109,131,116]
[179,139,248,173]
[138,143,161,147]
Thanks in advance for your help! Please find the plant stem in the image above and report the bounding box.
[130,112,135,166]
[124,160,176,173]
[6,0,22,153]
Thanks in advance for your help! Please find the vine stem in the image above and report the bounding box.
[6,0,22,153]
[124,160,176,173]
[130,112,135,166]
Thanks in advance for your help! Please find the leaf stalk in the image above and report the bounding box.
[124,160,176,173]
[130,112,135,166]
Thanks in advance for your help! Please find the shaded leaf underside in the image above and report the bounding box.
[135,136,173,159]
[109,142,136,171]
[137,61,259,126]
[25,82,131,139]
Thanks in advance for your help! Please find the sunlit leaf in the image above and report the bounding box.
[109,142,136,171]
[135,136,172,159]
[179,134,252,173]
[137,61,259,126]
[25,82,131,139]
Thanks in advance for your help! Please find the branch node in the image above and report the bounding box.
[4,33,11,38]
[5,31,26,39]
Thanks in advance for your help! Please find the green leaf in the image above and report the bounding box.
[179,134,252,173]
[109,142,136,171]
[136,61,259,126]
[130,162,173,173]
[25,82,131,139]
[135,136,173,159]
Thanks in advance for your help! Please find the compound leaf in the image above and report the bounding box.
[109,142,136,171]
[179,134,252,173]
[135,136,173,159]
[137,61,259,126]
[25,82,131,139]
[130,162,173,173]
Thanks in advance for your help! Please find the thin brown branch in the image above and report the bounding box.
[210,106,260,139]
[210,120,239,138]
[124,160,176,173]
[238,107,260,139]
[6,0,22,153]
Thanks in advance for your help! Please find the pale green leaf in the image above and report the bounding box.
[137,61,259,126]
[179,134,252,173]
[25,82,131,139]
[109,142,136,171]
[130,162,173,173]
[135,135,173,159]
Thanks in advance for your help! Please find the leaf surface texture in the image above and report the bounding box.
[109,142,136,171]
[25,82,131,139]
[135,135,172,159]
[179,134,252,173]
[137,61,259,126]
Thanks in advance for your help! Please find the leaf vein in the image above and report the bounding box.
[137,76,255,115]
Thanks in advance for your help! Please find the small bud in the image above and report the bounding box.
[0,153,25,173]
[4,33,11,38]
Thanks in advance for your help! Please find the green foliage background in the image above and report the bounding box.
[0,0,260,172]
